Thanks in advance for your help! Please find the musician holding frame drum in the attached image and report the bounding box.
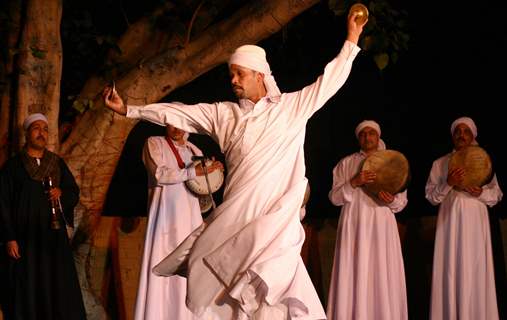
[425,117,503,320]
[327,120,408,320]
[136,124,223,320]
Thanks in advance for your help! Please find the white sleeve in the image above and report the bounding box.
[142,138,196,185]
[478,174,503,207]
[386,189,408,213]
[127,102,219,137]
[425,159,452,205]
[289,40,361,120]
[328,159,355,206]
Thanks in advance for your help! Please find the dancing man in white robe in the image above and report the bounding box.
[426,116,503,320]
[327,120,408,320]
[135,125,223,320]
[104,12,366,319]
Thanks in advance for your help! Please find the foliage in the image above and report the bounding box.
[328,0,409,70]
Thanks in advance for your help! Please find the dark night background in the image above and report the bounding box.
[96,1,507,318]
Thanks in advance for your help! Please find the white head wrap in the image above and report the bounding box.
[228,45,281,98]
[355,120,386,150]
[451,116,478,146]
[451,116,477,138]
[23,113,48,131]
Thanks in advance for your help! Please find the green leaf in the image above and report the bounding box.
[30,46,46,59]
[72,100,86,113]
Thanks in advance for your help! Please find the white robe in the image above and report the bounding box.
[127,40,361,319]
[134,136,203,320]
[426,153,503,320]
[326,151,408,320]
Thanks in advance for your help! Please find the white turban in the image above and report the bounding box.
[355,120,386,150]
[228,45,281,98]
[451,116,477,138]
[450,116,478,146]
[23,113,48,130]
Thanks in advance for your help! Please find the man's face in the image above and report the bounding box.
[166,125,185,142]
[452,123,474,150]
[26,120,48,151]
[358,127,379,153]
[229,64,263,100]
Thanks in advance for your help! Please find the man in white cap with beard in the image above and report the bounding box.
[0,113,86,319]
[327,120,408,320]
[426,116,503,320]
[104,12,367,319]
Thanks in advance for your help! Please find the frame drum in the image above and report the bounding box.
[361,149,410,196]
[448,145,492,188]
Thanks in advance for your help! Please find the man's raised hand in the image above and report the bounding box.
[103,83,127,115]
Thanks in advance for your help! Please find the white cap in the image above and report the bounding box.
[23,113,48,130]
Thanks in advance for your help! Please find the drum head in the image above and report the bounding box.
[448,145,492,188]
[361,149,410,196]
[198,195,213,213]
[186,160,224,195]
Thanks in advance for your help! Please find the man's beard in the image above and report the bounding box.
[233,86,244,99]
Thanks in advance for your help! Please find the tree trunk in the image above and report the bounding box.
[70,0,232,126]
[15,0,62,152]
[0,0,22,167]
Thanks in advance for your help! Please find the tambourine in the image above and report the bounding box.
[185,160,224,196]
[186,160,224,213]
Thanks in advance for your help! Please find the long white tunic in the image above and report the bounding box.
[426,153,503,320]
[134,136,203,320]
[326,151,408,320]
[127,40,361,319]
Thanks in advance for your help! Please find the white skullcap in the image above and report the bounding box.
[355,120,386,150]
[23,113,48,130]
[451,116,477,138]
[228,45,281,98]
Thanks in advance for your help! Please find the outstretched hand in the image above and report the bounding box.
[346,10,368,45]
[103,83,127,115]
